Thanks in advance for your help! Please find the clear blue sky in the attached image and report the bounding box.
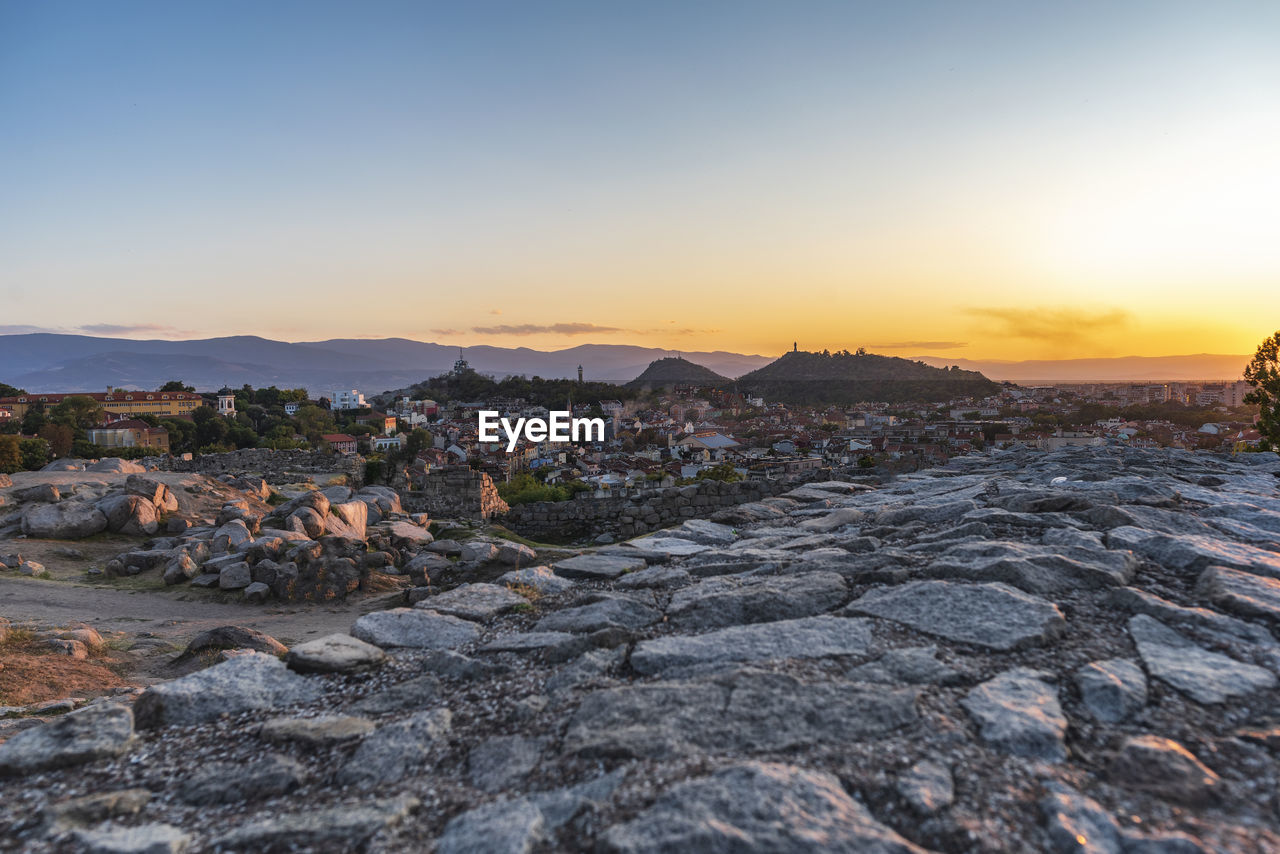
[2,1,1277,359]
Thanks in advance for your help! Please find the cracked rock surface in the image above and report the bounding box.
[3,446,1280,852]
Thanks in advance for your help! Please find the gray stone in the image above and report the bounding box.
[876,498,976,527]
[536,596,662,633]
[212,796,417,850]
[847,580,1065,651]
[566,668,917,759]
[1128,614,1276,704]
[218,561,252,589]
[259,714,374,746]
[631,616,873,675]
[480,632,578,654]
[1197,565,1280,621]
[0,703,134,776]
[419,583,528,620]
[436,798,545,854]
[351,608,480,649]
[798,507,863,532]
[385,519,434,547]
[1105,526,1280,580]
[177,625,287,659]
[134,652,323,728]
[962,668,1066,762]
[460,541,500,563]
[554,553,646,580]
[243,581,271,602]
[898,759,954,815]
[924,541,1135,593]
[615,565,692,589]
[1074,659,1147,723]
[351,674,442,714]
[1040,786,1123,854]
[497,565,576,594]
[668,571,847,630]
[670,518,738,544]
[428,538,464,555]
[603,761,929,854]
[325,499,368,539]
[497,540,538,565]
[72,823,191,854]
[547,647,625,694]
[96,494,159,536]
[177,753,305,804]
[468,734,544,793]
[620,535,710,556]
[1108,735,1220,805]
[21,501,108,539]
[846,646,961,685]
[285,633,386,673]
[336,708,451,786]
[1107,586,1275,646]
[13,483,60,503]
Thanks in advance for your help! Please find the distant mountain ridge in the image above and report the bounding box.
[626,357,731,389]
[914,353,1250,383]
[0,333,772,393]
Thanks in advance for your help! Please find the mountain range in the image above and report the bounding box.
[0,333,1250,393]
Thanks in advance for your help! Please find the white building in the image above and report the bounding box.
[328,389,367,410]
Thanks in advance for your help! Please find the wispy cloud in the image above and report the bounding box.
[964,307,1130,344]
[0,324,63,335]
[870,340,967,350]
[470,322,625,336]
[79,323,188,337]
[429,328,464,336]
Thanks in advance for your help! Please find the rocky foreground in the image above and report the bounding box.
[3,446,1280,852]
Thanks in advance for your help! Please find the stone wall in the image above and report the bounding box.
[497,471,836,542]
[402,465,509,520]
[144,448,365,487]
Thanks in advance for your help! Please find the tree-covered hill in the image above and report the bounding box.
[737,349,999,404]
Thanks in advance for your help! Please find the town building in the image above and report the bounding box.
[86,419,170,452]
[327,390,367,410]
[321,433,358,454]
[0,390,203,420]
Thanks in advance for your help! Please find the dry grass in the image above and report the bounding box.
[0,629,129,707]
[504,582,544,603]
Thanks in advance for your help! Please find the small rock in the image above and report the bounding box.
[468,735,544,793]
[1074,659,1147,723]
[436,798,545,854]
[260,714,375,746]
[72,823,191,854]
[0,703,135,776]
[1108,735,1220,804]
[285,633,386,673]
[962,668,1066,762]
[898,759,954,815]
[177,753,305,804]
[351,608,481,650]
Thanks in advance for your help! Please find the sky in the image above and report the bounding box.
[2,0,1278,361]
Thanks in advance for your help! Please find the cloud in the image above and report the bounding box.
[0,324,64,335]
[78,323,187,337]
[429,328,464,336]
[470,322,625,336]
[964,307,1131,344]
[489,309,502,315]
[869,340,968,350]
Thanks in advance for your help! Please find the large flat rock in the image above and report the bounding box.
[351,608,481,650]
[554,554,647,580]
[603,762,929,854]
[418,583,527,621]
[631,616,873,675]
[846,580,1065,651]
[1106,527,1280,580]
[0,704,134,776]
[925,541,1135,593]
[668,571,848,630]
[1197,566,1280,622]
[565,668,917,759]
[1128,614,1276,704]
[536,597,663,633]
[134,652,323,729]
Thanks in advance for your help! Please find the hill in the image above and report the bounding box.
[626,357,730,390]
[738,349,1000,404]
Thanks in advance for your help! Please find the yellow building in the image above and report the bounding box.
[0,390,205,420]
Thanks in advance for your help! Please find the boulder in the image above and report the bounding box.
[436,799,545,854]
[219,562,253,590]
[1074,659,1147,723]
[85,457,145,473]
[12,483,60,503]
[554,553,646,580]
[460,541,499,563]
[96,494,159,536]
[1108,735,1220,804]
[1196,565,1280,622]
[125,474,178,511]
[21,501,108,539]
[289,506,326,538]
[536,596,663,633]
[498,565,576,594]
[497,541,537,566]
[325,499,368,540]
[668,571,847,630]
[178,753,305,805]
[335,709,451,786]
[177,625,287,659]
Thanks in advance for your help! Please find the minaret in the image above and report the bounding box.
[578,364,583,383]
[793,341,797,352]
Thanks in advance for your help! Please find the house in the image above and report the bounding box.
[327,390,367,410]
[356,411,397,435]
[86,419,170,452]
[372,435,404,451]
[675,431,741,452]
[0,390,203,420]
[321,433,358,455]
[284,400,320,416]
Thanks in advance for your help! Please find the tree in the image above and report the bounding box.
[50,395,105,431]
[0,383,25,398]
[19,438,50,470]
[1244,331,1280,450]
[160,380,195,392]
[38,423,74,458]
[0,434,20,473]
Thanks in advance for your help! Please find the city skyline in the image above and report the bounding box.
[3,1,1278,359]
